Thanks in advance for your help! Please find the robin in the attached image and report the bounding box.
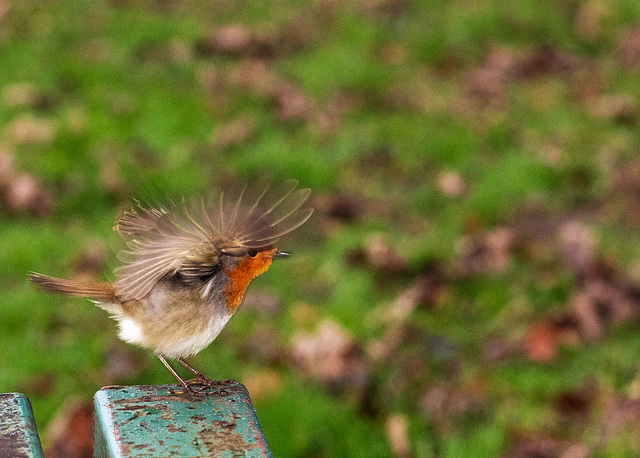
[29,180,313,394]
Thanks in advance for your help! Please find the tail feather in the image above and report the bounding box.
[29,273,118,301]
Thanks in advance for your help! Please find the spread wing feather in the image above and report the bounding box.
[113,180,312,301]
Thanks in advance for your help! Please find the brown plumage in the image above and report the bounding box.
[29,179,312,394]
[28,274,117,300]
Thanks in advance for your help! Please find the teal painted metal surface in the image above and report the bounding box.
[94,381,273,457]
[0,393,44,458]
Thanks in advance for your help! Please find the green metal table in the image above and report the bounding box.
[94,380,273,457]
[0,393,44,458]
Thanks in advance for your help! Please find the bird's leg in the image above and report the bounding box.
[158,355,208,396]
[177,358,205,378]
[178,358,216,386]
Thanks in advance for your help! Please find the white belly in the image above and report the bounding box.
[113,309,233,358]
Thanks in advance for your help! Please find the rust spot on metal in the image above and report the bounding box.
[197,421,258,455]
[166,424,186,433]
[0,393,44,457]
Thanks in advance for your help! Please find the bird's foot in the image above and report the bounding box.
[167,376,219,396]
[186,375,218,388]
[168,381,210,396]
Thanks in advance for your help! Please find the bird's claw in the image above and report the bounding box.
[168,384,209,397]
[168,376,219,396]
[188,376,218,392]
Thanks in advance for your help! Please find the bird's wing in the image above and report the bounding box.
[113,180,313,302]
[114,205,213,302]
[224,179,314,249]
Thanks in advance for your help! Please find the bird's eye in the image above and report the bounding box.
[247,249,258,257]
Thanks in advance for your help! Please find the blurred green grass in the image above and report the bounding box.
[3,0,640,456]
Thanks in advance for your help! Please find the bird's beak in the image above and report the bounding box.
[272,250,290,259]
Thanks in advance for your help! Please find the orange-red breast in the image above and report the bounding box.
[29,180,312,394]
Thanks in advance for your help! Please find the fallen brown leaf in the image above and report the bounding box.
[0,151,15,187]
[364,233,407,273]
[437,170,466,198]
[320,194,366,223]
[227,60,279,97]
[587,94,637,124]
[524,321,562,362]
[6,115,56,145]
[2,83,51,110]
[419,384,486,435]
[211,114,256,150]
[3,173,52,216]
[574,0,611,43]
[386,414,411,458]
[483,337,521,364]
[602,396,640,446]
[274,81,310,121]
[17,372,56,398]
[524,318,579,362]
[612,159,640,227]
[456,227,515,275]
[45,400,94,458]
[619,26,640,67]
[504,437,588,458]
[553,382,595,421]
[464,45,579,108]
[510,44,579,80]
[291,319,370,392]
[556,220,596,276]
[572,280,635,340]
[206,25,252,55]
